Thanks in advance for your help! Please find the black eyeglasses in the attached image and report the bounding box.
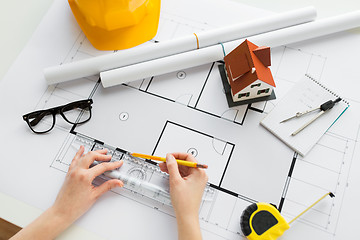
[23,99,93,134]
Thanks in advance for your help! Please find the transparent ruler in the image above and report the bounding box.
[68,133,215,206]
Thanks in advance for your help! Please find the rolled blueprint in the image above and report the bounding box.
[100,11,360,88]
[44,7,317,84]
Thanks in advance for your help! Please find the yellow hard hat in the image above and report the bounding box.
[68,0,161,50]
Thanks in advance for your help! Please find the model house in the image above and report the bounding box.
[219,39,276,107]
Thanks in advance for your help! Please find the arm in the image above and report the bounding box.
[11,146,123,240]
[159,153,208,240]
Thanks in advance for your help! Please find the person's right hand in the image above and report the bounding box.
[159,153,208,240]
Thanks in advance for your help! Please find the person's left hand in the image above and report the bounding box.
[52,146,124,223]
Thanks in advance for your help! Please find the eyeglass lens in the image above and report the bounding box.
[62,103,91,124]
[27,111,55,133]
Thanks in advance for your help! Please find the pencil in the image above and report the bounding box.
[131,153,208,169]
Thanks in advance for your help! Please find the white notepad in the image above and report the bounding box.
[260,74,349,156]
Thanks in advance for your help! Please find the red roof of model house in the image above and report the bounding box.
[224,39,275,95]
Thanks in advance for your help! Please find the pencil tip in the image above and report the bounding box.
[197,164,208,169]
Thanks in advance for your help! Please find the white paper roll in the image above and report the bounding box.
[44,7,317,85]
[101,11,360,88]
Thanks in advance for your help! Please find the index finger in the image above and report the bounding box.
[170,152,197,163]
[170,152,198,177]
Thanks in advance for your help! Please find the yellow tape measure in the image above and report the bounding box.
[240,192,334,240]
[241,202,289,240]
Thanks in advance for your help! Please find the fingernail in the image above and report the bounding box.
[166,154,175,163]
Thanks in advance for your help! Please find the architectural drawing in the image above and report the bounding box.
[2,0,358,239]
[41,28,358,238]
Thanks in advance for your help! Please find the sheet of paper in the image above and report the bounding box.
[0,0,359,239]
[260,74,349,156]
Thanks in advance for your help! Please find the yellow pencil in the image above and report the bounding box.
[131,153,208,169]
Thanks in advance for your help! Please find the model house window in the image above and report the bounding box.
[251,83,261,88]
[257,88,269,95]
[238,92,250,98]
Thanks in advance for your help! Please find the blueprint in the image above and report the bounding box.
[0,0,359,239]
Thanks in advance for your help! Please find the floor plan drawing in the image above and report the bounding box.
[44,31,358,239]
[1,0,359,239]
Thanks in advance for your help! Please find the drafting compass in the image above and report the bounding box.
[280,97,342,136]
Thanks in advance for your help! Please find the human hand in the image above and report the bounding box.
[159,153,208,239]
[52,146,124,224]
[11,146,124,240]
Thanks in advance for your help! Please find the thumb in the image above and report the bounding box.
[95,179,123,198]
[166,154,181,180]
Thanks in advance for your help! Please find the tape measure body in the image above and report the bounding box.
[241,202,290,240]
